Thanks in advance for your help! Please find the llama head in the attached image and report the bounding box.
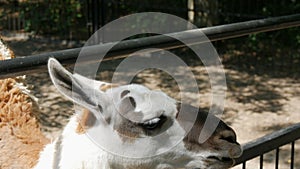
[48,58,242,169]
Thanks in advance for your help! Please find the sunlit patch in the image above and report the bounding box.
[99,84,119,92]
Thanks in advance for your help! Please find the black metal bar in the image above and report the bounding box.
[290,141,295,169]
[1,14,300,79]
[86,0,92,36]
[275,148,279,169]
[242,162,246,169]
[234,123,300,165]
[260,155,263,169]
[100,0,105,27]
[92,0,100,33]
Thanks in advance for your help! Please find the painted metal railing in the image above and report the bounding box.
[234,123,300,168]
[0,14,299,79]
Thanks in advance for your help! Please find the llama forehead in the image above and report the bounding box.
[106,84,177,121]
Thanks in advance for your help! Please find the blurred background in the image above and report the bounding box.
[1,0,299,76]
[1,0,299,38]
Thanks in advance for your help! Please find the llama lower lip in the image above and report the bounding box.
[207,156,234,163]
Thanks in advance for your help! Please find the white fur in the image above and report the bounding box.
[35,115,107,169]
[34,114,202,169]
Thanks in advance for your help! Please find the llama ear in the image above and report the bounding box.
[48,58,108,111]
[72,73,119,92]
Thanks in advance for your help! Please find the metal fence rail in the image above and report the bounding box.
[234,122,300,168]
[0,14,300,79]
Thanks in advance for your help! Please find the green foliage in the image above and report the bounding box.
[20,0,85,38]
[15,0,187,39]
[219,0,300,62]
[3,0,299,43]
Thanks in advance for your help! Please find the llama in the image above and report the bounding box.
[35,58,242,169]
[0,38,49,169]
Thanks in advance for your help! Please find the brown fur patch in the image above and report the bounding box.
[99,84,119,92]
[0,40,49,169]
[76,109,96,134]
[178,103,239,155]
[114,118,141,143]
[0,79,48,168]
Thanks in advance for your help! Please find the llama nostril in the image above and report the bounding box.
[219,131,237,144]
[220,135,236,143]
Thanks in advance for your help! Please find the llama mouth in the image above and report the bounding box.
[207,156,234,164]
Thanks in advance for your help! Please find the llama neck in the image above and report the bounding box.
[58,114,109,169]
[59,114,160,169]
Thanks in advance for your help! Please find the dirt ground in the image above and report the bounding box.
[2,33,300,169]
